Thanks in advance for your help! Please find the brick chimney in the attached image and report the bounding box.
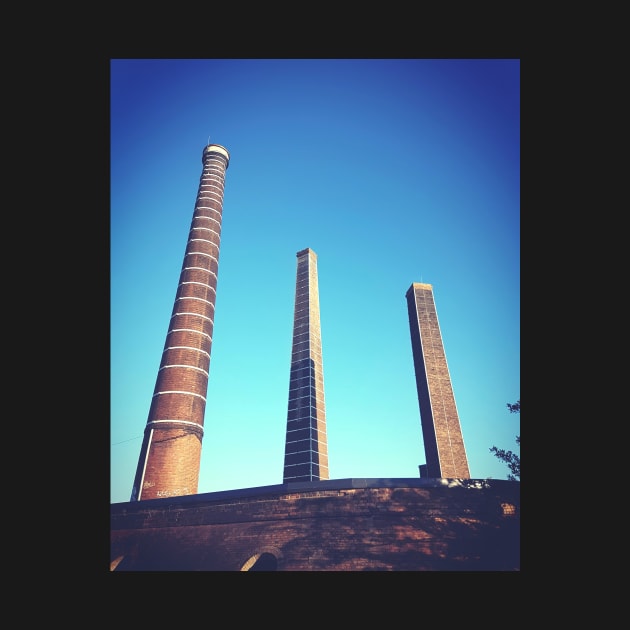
[406,282,470,479]
[131,144,230,500]
[283,248,329,482]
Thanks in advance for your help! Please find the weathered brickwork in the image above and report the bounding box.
[406,283,470,479]
[130,145,230,502]
[283,248,329,482]
[111,478,519,571]
[135,430,202,499]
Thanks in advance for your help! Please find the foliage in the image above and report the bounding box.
[489,400,520,481]
[506,400,520,414]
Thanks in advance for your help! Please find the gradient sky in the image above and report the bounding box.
[111,58,520,504]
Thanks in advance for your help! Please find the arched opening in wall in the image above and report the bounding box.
[110,554,136,571]
[110,555,124,571]
[241,552,278,571]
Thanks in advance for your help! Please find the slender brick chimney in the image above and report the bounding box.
[405,282,470,479]
[283,248,329,482]
[131,143,230,501]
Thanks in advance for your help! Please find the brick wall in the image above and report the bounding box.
[111,478,519,571]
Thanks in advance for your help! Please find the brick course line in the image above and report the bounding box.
[147,419,205,433]
[159,365,209,376]
[164,345,210,357]
[167,328,212,339]
[153,390,207,402]
[185,251,218,260]
[171,311,214,323]
[176,296,213,306]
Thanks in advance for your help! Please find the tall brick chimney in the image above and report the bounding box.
[283,248,329,482]
[131,143,230,501]
[405,282,470,479]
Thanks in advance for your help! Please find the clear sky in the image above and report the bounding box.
[111,58,520,504]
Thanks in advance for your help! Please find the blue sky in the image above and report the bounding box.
[111,59,520,504]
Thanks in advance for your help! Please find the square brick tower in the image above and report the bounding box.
[283,248,329,482]
[130,143,230,501]
[405,282,470,479]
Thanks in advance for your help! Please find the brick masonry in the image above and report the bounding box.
[283,248,329,482]
[111,478,520,571]
[406,283,471,479]
[130,145,230,501]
